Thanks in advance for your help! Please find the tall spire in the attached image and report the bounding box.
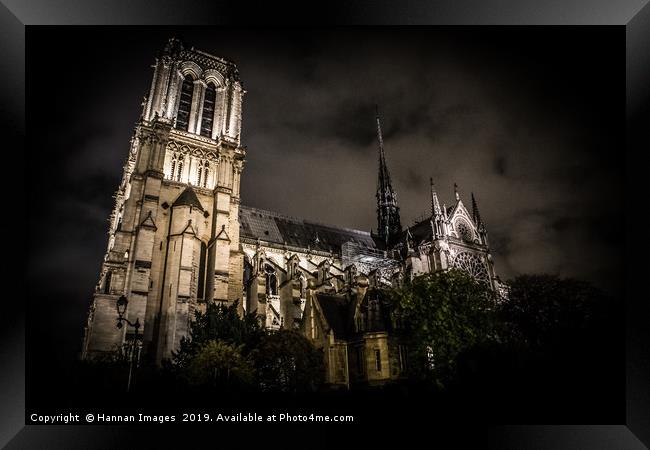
[375,106,402,248]
[471,192,482,225]
[376,105,390,192]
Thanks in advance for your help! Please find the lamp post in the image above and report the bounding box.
[116,295,141,392]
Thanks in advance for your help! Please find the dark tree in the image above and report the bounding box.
[183,340,255,391]
[171,301,264,368]
[498,274,609,350]
[253,330,325,393]
[389,269,498,387]
[169,302,323,393]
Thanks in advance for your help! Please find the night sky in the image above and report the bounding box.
[27,27,624,369]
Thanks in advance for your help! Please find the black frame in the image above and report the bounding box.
[2,1,649,448]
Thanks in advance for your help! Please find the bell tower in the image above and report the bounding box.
[82,38,247,364]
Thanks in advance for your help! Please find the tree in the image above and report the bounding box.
[184,340,255,390]
[498,274,608,350]
[253,330,324,393]
[389,269,498,387]
[169,302,324,393]
[171,301,264,368]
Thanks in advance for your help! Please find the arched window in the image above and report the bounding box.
[300,278,306,298]
[203,162,209,188]
[176,156,184,182]
[264,264,278,296]
[196,160,210,188]
[197,242,207,300]
[170,153,184,182]
[103,271,112,295]
[175,75,194,131]
[200,83,216,137]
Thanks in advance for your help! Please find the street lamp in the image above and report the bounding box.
[116,295,141,392]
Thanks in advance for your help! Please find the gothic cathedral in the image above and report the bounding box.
[82,39,503,385]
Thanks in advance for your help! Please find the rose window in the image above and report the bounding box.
[452,251,489,284]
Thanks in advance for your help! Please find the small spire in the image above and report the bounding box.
[454,182,460,201]
[471,192,483,225]
[430,177,442,216]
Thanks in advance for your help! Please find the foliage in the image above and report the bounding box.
[169,301,323,392]
[253,330,324,393]
[389,269,498,386]
[183,340,255,389]
[497,274,608,349]
[171,301,264,368]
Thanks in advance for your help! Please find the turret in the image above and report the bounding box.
[471,192,489,246]
[429,177,446,239]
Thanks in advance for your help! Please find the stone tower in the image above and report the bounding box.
[81,38,246,363]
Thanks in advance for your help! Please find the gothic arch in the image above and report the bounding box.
[200,82,217,138]
[169,152,185,182]
[264,263,278,296]
[196,159,211,188]
[175,74,195,131]
[203,69,226,88]
[179,61,202,80]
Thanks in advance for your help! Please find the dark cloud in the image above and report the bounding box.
[27,27,623,365]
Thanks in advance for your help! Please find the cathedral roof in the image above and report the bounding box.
[315,289,392,340]
[404,218,433,246]
[172,186,205,211]
[315,293,354,339]
[239,205,379,253]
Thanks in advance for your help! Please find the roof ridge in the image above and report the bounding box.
[239,204,372,237]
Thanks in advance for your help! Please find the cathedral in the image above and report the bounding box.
[81,39,504,387]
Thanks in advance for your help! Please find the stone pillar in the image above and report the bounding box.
[228,82,244,142]
[223,81,233,137]
[188,79,205,134]
[152,56,173,120]
[212,87,226,140]
[164,65,182,121]
[144,60,160,121]
[194,79,208,134]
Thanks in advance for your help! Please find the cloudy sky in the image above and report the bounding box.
[27,27,623,367]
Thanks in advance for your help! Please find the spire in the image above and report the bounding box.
[375,106,402,248]
[430,177,442,216]
[376,105,390,192]
[406,227,413,252]
[471,192,482,225]
[454,182,460,201]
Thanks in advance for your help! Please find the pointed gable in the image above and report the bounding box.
[172,186,205,212]
[139,210,157,230]
[449,199,472,222]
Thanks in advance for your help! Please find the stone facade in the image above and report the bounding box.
[82,39,505,383]
[82,38,246,364]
